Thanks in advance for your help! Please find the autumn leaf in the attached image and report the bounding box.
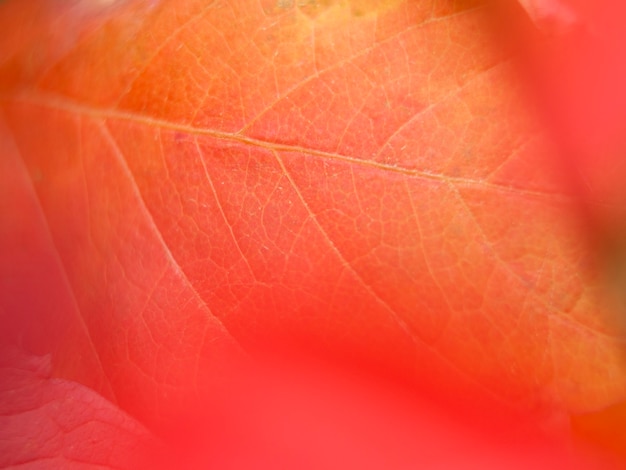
[0,0,624,466]
[0,347,157,469]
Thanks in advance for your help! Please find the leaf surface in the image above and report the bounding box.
[0,348,157,469]
[1,0,625,437]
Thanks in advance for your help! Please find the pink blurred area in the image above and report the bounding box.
[153,349,614,469]
[0,117,73,355]
[492,0,626,232]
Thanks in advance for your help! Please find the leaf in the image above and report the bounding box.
[0,347,157,469]
[1,0,625,445]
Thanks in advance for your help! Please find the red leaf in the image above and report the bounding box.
[0,0,623,466]
[0,348,157,469]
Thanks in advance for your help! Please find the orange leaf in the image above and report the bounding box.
[0,0,624,462]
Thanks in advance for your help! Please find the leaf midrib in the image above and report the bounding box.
[3,91,573,205]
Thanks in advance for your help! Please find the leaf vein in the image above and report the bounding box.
[98,122,242,348]
[7,92,574,205]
